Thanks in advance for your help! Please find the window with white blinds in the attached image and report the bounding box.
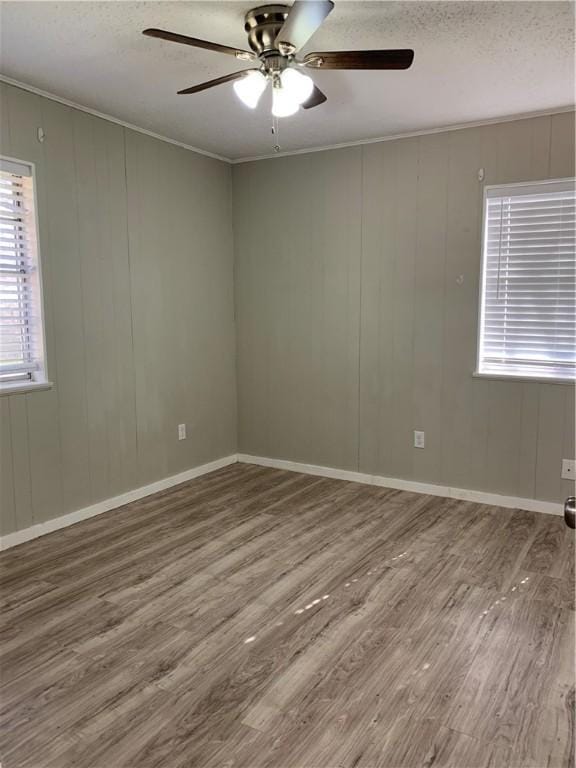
[0,157,47,390]
[477,178,576,382]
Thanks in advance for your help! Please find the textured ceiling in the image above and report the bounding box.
[0,1,574,160]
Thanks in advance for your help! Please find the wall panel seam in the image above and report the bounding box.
[6,400,17,526]
[71,109,95,504]
[121,126,141,477]
[356,146,364,472]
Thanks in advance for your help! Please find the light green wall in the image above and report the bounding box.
[1,82,573,538]
[0,83,237,535]
[233,112,576,503]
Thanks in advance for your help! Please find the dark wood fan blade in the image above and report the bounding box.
[302,84,327,109]
[177,70,258,95]
[275,1,334,55]
[304,49,414,70]
[143,28,256,61]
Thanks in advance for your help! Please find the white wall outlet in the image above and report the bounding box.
[414,430,425,449]
[178,423,186,441]
[561,459,575,480]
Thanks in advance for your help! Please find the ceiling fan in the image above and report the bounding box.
[143,1,414,118]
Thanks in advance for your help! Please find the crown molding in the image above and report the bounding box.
[232,105,576,163]
[2,74,573,166]
[0,74,232,163]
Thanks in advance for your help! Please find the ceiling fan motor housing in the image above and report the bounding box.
[244,5,290,56]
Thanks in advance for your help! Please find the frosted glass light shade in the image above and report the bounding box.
[272,85,299,117]
[281,68,314,105]
[233,71,267,108]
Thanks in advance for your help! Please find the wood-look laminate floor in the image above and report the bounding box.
[1,463,574,768]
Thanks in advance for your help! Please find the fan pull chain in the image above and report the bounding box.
[272,115,280,153]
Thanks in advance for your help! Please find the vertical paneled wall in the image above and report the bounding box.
[234,112,575,503]
[0,82,573,539]
[234,149,362,470]
[0,83,237,536]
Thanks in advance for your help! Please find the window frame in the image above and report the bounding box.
[474,176,576,385]
[0,155,51,396]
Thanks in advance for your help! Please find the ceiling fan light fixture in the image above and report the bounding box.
[145,1,415,120]
[271,84,300,118]
[233,70,267,108]
[280,68,314,105]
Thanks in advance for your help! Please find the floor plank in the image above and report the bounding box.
[0,463,573,768]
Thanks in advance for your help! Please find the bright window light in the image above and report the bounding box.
[0,157,49,392]
[476,178,576,382]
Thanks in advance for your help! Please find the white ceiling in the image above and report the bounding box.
[1,1,574,161]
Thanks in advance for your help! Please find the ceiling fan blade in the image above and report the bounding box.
[143,28,256,61]
[177,70,258,95]
[275,1,334,55]
[304,49,414,70]
[302,84,327,109]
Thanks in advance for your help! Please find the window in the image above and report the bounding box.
[0,157,48,392]
[477,178,576,382]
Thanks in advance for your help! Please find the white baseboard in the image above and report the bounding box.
[237,454,563,517]
[0,454,239,551]
[2,450,562,551]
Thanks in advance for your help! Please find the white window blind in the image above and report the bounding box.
[0,158,46,388]
[477,178,576,381]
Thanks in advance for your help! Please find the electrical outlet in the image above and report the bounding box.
[178,423,186,441]
[414,430,425,449]
[561,459,575,480]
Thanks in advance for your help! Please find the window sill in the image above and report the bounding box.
[0,380,53,396]
[473,372,574,386]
